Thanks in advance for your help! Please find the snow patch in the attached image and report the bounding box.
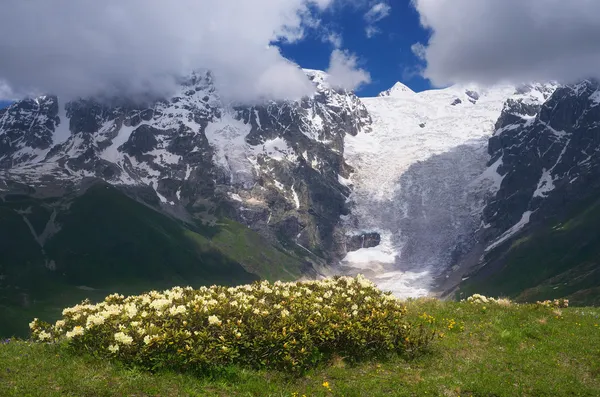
[53,101,71,145]
[473,155,505,192]
[485,211,533,252]
[590,90,600,106]
[533,169,555,198]
[291,185,300,209]
[102,124,140,164]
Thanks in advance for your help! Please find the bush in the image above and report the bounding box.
[465,294,512,306]
[29,276,437,374]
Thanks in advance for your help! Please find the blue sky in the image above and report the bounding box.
[280,0,431,97]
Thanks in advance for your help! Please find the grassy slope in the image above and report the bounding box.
[1,299,599,396]
[190,218,308,282]
[459,196,600,306]
[0,184,307,338]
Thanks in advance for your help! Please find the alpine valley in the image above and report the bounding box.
[2,70,600,336]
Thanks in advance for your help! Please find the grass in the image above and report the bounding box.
[2,298,600,396]
[207,218,308,282]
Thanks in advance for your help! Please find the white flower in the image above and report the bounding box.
[208,315,222,326]
[86,313,108,327]
[124,303,138,318]
[150,299,171,311]
[168,305,187,316]
[144,335,158,345]
[66,326,85,339]
[281,309,290,318]
[29,318,39,330]
[37,331,52,341]
[114,332,133,345]
[108,344,119,353]
[351,304,358,310]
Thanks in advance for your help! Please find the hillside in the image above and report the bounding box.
[2,298,599,396]
[455,191,600,306]
[0,182,309,337]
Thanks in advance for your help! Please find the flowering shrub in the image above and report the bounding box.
[465,294,511,306]
[537,299,569,308]
[29,275,436,373]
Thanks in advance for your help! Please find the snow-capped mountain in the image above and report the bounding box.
[442,80,600,303]
[0,70,371,269]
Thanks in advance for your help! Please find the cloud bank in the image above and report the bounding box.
[412,0,600,86]
[0,0,367,103]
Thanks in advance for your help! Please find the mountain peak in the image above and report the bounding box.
[378,82,415,97]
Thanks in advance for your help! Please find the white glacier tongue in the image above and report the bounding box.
[342,83,517,297]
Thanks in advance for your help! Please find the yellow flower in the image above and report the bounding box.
[322,381,330,388]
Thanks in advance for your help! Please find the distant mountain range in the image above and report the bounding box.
[1,70,599,335]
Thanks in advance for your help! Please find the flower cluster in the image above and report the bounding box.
[537,299,569,308]
[465,294,511,306]
[29,276,436,373]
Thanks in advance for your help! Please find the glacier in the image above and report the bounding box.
[341,83,518,298]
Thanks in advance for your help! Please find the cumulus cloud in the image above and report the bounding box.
[327,49,371,90]
[364,2,391,38]
[412,0,600,86]
[0,0,356,103]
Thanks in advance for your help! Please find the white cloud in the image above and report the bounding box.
[365,26,381,39]
[0,0,351,103]
[364,3,391,24]
[323,32,343,48]
[326,49,371,90]
[412,0,600,86]
[364,2,391,38]
[410,43,426,60]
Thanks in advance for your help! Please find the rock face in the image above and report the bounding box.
[480,81,599,251]
[443,80,600,301]
[0,70,371,267]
